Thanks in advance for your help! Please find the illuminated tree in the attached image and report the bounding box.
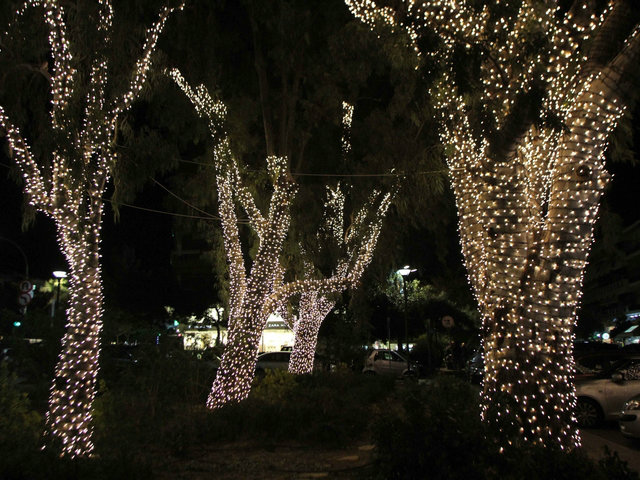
[0,0,182,457]
[170,71,393,404]
[346,0,640,448]
[283,105,394,375]
[283,184,392,374]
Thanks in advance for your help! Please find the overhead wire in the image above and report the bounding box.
[151,177,218,219]
[0,159,227,221]
[174,157,452,177]
[2,158,452,222]
[102,198,220,220]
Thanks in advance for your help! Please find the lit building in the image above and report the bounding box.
[181,313,293,353]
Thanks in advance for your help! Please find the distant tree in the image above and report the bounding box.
[163,0,437,392]
[282,183,393,375]
[268,104,393,375]
[170,70,387,406]
[0,0,182,457]
[347,0,640,449]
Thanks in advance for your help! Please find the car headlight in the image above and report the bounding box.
[623,399,640,411]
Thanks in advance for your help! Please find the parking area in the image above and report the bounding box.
[581,422,640,473]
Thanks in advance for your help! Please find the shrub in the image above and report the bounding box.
[202,370,395,447]
[370,375,639,480]
[0,362,42,478]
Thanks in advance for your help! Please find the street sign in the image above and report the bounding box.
[19,280,33,293]
[17,279,34,306]
[17,292,33,306]
[442,315,455,329]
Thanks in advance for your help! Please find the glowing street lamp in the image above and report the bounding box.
[397,266,416,277]
[396,265,416,367]
[51,270,67,321]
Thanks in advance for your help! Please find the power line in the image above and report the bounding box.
[175,158,450,177]
[4,155,451,177]
[151,177,218,219]
[2,160,252,222]
[103,197,221,221]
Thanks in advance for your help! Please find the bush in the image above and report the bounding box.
[370,376,639,480]
[0,361,42,478]
[202,370,395,447]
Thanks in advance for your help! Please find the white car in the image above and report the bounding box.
[362,349,415,377]
[575,356,640,428]
[254,351,323,376]
[255,351,291,377]
[619,393,640,439]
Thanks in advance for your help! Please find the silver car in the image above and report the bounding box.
[362,349,415,377]
[619,393,640,439]
[254,351,321,376]
[576,356,640,428]
[255,351,291,376]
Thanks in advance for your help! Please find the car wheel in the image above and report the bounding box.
[576,398,602,428]
[255,368,265,379]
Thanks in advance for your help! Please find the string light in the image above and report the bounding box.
[171,75,395,398]
[286,185,393,375]
[346,0,639,450]
[272,102,393,375]
[0,0,182,457]
[171,69,301,407]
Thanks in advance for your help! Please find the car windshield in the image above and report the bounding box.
[597,357,640,378]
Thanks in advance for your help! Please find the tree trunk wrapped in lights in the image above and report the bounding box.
[346,0,640,449]
[0,0,182,457]
[278,103,394,375]
[171,72,394,401]
[289,291,335,375]
[171,69,300,407]
[284,184,393,375]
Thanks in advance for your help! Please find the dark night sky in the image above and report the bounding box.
[0,75,639,318]
[0,159,179,312]
[1,141,639,294]
[0,164,63,279]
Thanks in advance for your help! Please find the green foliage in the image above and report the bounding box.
[93,359,395,457]
[0,360,154,480]
[370,376,639,480]
[3,347,639,479]
[93,347,393,452]
[0,362,42,475]
[250,369,298,404]
[205,370,395,448]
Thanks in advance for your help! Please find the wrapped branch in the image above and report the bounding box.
[0,108,50,210]
[113,3,185,119]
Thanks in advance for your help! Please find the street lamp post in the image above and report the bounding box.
[396,265,416,372]
[51,270,67,325]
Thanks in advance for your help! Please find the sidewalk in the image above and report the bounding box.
[581,430,640,473]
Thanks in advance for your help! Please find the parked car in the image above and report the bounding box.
[461,344,624,385]
[575,348,629,381]
[255,350,325,377]
[362,349,416,377]
[102,344,140,366]
[255,351,291,376]
[575,356,640,427]
[619,393,640,439]
[193,349,221,376]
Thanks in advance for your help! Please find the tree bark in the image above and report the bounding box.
[289,293,335,375]
[207,172,297,408]
[45,213,103,457]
